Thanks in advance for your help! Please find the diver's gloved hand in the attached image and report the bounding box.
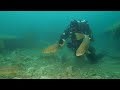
[58,39,65,47]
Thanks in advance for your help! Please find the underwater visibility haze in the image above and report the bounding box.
[0,11,120,79]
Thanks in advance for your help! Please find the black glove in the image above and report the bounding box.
[58,39,64,44]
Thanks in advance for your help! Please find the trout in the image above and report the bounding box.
[76,35,91,56]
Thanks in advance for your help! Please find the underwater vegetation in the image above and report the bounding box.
[0,46,120,79]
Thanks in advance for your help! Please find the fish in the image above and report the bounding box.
[75,33,85,40]
[76,35,91,56]
[42,43,60,54]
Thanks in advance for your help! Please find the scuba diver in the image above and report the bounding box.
[58,19,97,63]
